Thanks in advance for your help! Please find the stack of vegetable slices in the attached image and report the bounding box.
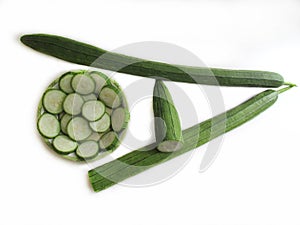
[37,70,130,161]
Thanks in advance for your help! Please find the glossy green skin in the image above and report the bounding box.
[88,90,278,192]
[153,80,183,151]
[21,34,284,87]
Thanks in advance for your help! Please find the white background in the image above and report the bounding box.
[1,0,300,224]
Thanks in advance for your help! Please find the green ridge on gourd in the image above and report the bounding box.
[153,80,183,152]
[88,85,294,192]
[21,34,285,87]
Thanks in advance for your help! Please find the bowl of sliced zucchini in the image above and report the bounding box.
[37,70,130,161]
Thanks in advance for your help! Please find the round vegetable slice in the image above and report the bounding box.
[42,89,66,114]
[38,113,60,138]
[53,135,78,154]
[89,71,109,94]
[82,100,105,121]
[71,74,95,95]
[86,132,103,142]
[111,107,130,132]
[60,113,72,134]
[89,113,110,133]
[63,93,84,115]
[99,86,121,108]
[59,72,74,93]
[82,93,97,102]
[99,131,120,151]
[67,117,92,141]
[76,141,99,159]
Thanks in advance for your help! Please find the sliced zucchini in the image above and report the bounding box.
[82,100,105,121]
[67,117,92,141]
[82,93,97,102]
[71,74,95,95]
[99,131,120,151]
[38,113,60,138]
[42,89,66,114]
[63,93,84,115]
[60,113,72,134]
[89,71,109,94]
[105,107,113,115]
[111,107,130,132]
[99,86,121,108]
[76,141,99,159]
[53,135,78,154]
[59,72,74,94]
[86,132,102,142]
[89,113,110,133]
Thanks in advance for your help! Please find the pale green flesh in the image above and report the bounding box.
[71,74,95,95]
[90,72,108,94]
[111,108,127,132]
[105,107,113,115]
[63,93,84,115]
[53,135,78,154]
[158,140,183,152]
[82,93,97,101]
[76,141,99,159]
[60,114,72,134]
[99,131,119,150]
[86,132,102,142]
[82,100,105,121]
[89,113,110,133]
[43,89,66,114]
[59,73,74,93]
[67,117,92,141]
[99,87,121,108]
[38,113,60,138]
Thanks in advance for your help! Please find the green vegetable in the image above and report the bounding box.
[53,135,78,154]
[42,89,66,114]
[37,113,60,138]
[37,70,130,162]
[67,117,92,141]
[82,100,105,121]
[89,113,111,133]
[99,131,120,151]
[153,80,183,152]
[63,93,84,115]
[111,107,130,133]
[99,85,121,108]
[76,141,99,160]
[88,86,294,192]
[71,73,95,95]
[21,34,285,87]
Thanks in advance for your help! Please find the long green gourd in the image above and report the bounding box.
[21,34,285,87]
[153,80,183,152]
[88,86,294,192]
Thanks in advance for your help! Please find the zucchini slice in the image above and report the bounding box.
[53,135,78,154]
[67,117,92,141]
[76,141,99,159]
[105,107,113,115]
[82,100,105,121]
[63,93,84,115]
[42,89,66,114]
[99,131,120,151]
[82,93,97,102]
[71,74,95,95]
[60,113,72,134]
[59,72,74,94]
[86,132,103,142]
[89,113,110,133]
[99,86,121,108]
[89,71,109,94]
[38,113,60,138]
[111,107,130,132]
